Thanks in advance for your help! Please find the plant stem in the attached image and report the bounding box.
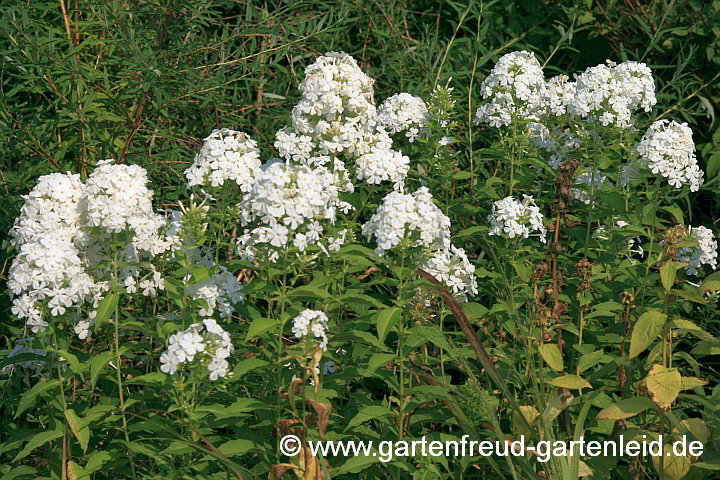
[112,252,138,480]
[53,332,69,480]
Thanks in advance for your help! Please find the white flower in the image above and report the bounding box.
[237,161,353,261]
[9,172,85,247]
[186,267,244,318]
[635,120,704,192]
[292,309,330,351]
[158,321,234,381]
[543,75,576,116]
[355,148,409,188]
[474,51,547,127]
[185,128,262,191]
[377,93,428,141]
[487,195,547,243]
[567,60,656,127]
[124,276,137,294]
[421,245,478,302]
[678,226,718,276]
[74,319,93,340]
[362,187,451,255]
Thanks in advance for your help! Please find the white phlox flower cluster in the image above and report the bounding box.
[184,128,262,191]
[159,319,234,381]
[8,163,173,338]
[273,52,413,189]
[123,270,165,298]
[355,147,410,189]
[8,173,103,335]
[474,51,547,127]
[237,160,353,262]
[9,172,85,247]
[566,60,656,127]
[84,162,172,256]
[635,120,704,192]
[377,93,429,142]
[291,309,330,351]
[421,245,478,302]
[8,231,102,333]
[487,195,547,243]
[362,187,451,255]
[678,226,718,276]
[544,75,577,116]
[185,267,244,318]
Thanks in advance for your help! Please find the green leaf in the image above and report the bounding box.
[286,285,330,302]
[672,288,708,304]
[629,311,667,359]
[577,350,604,373]
[195,398,265,419]
[124,372,167,386]
[364,353,395,377]
[596,397,656,420]
[15,379,60,418]
[217,438,257,456]
[65,409,90,453]
[246,317,280,341]
[375,307,402,343]
[407,326,454,355]
[700,271,720,292]
[669,319,715,340]
[345,405,392,431]
[692,340,720,356]
[660,205,684,224]
[90,350,116,390]
[337,293,386,309]
[335,451,382,474]
[660,262,679,291]
[229,358,269,380]
[0,352,46,370]
[14,430,64,461]
[68,451,112,479]
[452,170,474,180]
[547,374,591,389]
[538,344,563,371]
[94,293,118,332]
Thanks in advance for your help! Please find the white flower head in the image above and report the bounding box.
[362,187,451,255]
[421,245,478,302]
[474,51,547,127]
[185,128,262,191]
[292,309,330,351]
[567,60,656,127]
[487,195,547,243]
[377,93,429,141]
[635,120,704,192]
[237,161,353,261]
[159,321,234,381]
[678,226,718,276]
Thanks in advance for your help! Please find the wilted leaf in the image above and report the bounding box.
[646,364,682,408]
[597,397,656,420]
[538,344,563,371]
[629,311,667,359]
[547,374,591,389]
